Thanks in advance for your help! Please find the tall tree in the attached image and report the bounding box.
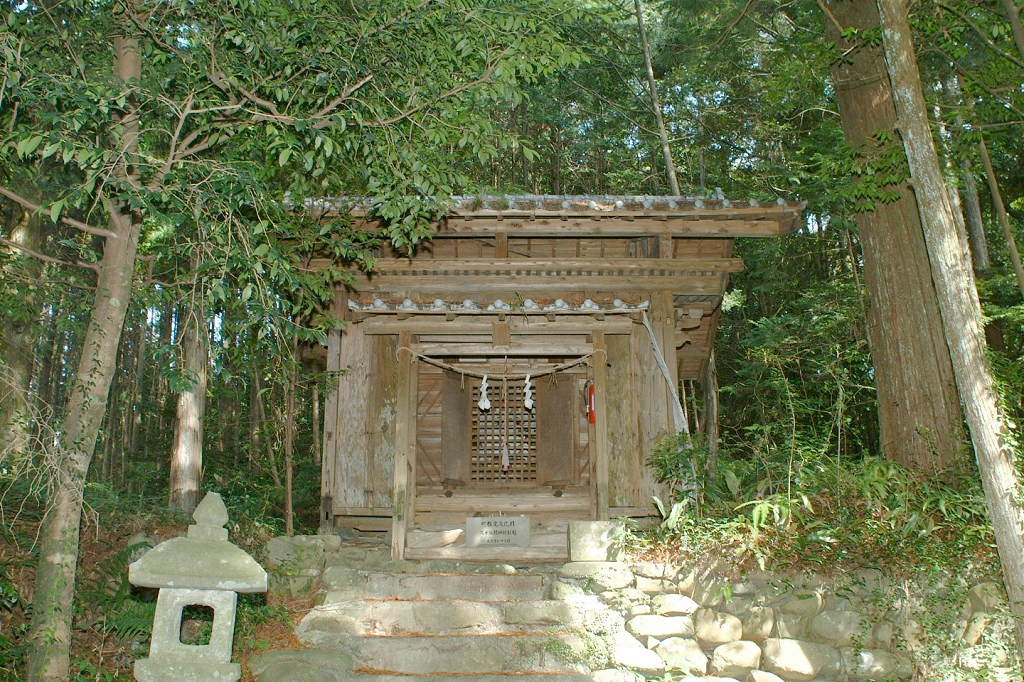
[169,292,208,512]
[821,0,967,476]
[877,0,1024,656]
[3,1,585,679]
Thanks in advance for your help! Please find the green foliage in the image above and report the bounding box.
[76,539,157,643]
[0,564,27,682]
[644,450,996,575]
[234,593,292,652]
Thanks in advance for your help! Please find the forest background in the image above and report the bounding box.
[1,0,1024,679]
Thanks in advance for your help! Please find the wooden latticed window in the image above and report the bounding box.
[470,382,538,484]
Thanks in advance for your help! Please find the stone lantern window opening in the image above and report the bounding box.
[179,603,215,646]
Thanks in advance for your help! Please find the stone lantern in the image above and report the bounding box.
[129,492,267,682]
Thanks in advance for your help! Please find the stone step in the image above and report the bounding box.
[361,571,550,601]
[299,598,578,636]
[291,634,588,675]
[337,676,594,682]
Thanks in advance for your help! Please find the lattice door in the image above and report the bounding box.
[470,382,538,484]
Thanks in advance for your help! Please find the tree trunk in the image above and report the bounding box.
[634,0,680,195]
[284,336,298,536]
[822,0,967,476]
[169,299,208,512]
[25,21,144,681]
[702,350,719,475]
[959,158,990,272]
[877,0,1024,659]
[977,135,1024,298]
[0,197,41,459]
[311,380,322,467]
[1001,0,1024,64]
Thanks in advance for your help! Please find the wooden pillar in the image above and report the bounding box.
[391,331,415,560]
[593,331,610,520]
[656,233,680,432]
[319,291,344,533]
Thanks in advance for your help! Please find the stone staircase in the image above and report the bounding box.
[250,544,594,682]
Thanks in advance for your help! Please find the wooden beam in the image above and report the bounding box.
[592,331,610,520]
[349,273,729,295]
[413,341,593,357]
[391,331,415,560]
[361,316,636,336]
[436,218,784,237]
[348,257,744,274]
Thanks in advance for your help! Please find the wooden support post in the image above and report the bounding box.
[593,331,610,520]
[320,290,345,533]
[391,331,415,560]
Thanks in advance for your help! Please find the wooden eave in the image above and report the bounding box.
[334,257,743,296]
[305,195,805,238]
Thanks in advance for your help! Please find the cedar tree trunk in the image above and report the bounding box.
[822,0,967,476]
[877,0,1024,658]
[169,299,208,512]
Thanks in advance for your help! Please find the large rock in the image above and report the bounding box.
[761,638,841,682]
[967,582,1005,613]
[592,670,645,682]
[627,614,695,639]
[612,631,667,674]
[654,637,707,675]
[740,606,776,643]
[710,640,762,679]
[265,536,326,571]
[746,671,786,682]
[653,593,700,616]
[840,647,912,681]
[777,590,823,618]
[568,521,625,562]
[636,575,675,594]
[809,610,872,648]
[773,613,809,639]
[558,562,635,591]
[693,608,743,647]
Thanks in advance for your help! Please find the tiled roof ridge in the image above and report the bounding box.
[292,193,806,213]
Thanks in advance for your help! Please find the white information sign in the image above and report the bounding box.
[465,515,531,548]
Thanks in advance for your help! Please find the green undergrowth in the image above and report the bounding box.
[637,438,1000,579]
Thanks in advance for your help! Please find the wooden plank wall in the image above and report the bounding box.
[324,325,398,514]
[602,327,671,509]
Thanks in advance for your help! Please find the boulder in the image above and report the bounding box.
[592,670,645,682]
[710,640,762,679]
[652,593,700,616]
[740,606,776,643]
[654,637,708,675]
[636,576,676,594]
[777,590,823,618]
[774,613,809,639]
[967,582,1005,614]
[841,647,912,681]
[568,520,625,562]
[265,536,325,571]
[746,671,786,682]
[558,562,634,591]
[627,614,695,639]
[761,638,841,682]
[808,610,872,648]
[612,631,667,674]
[693,608,743,647]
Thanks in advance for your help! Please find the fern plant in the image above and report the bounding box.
[76,539,157,642]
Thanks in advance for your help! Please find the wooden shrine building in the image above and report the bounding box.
[317,195,803,561]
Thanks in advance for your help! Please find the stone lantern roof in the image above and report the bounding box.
[128,493,267,593]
